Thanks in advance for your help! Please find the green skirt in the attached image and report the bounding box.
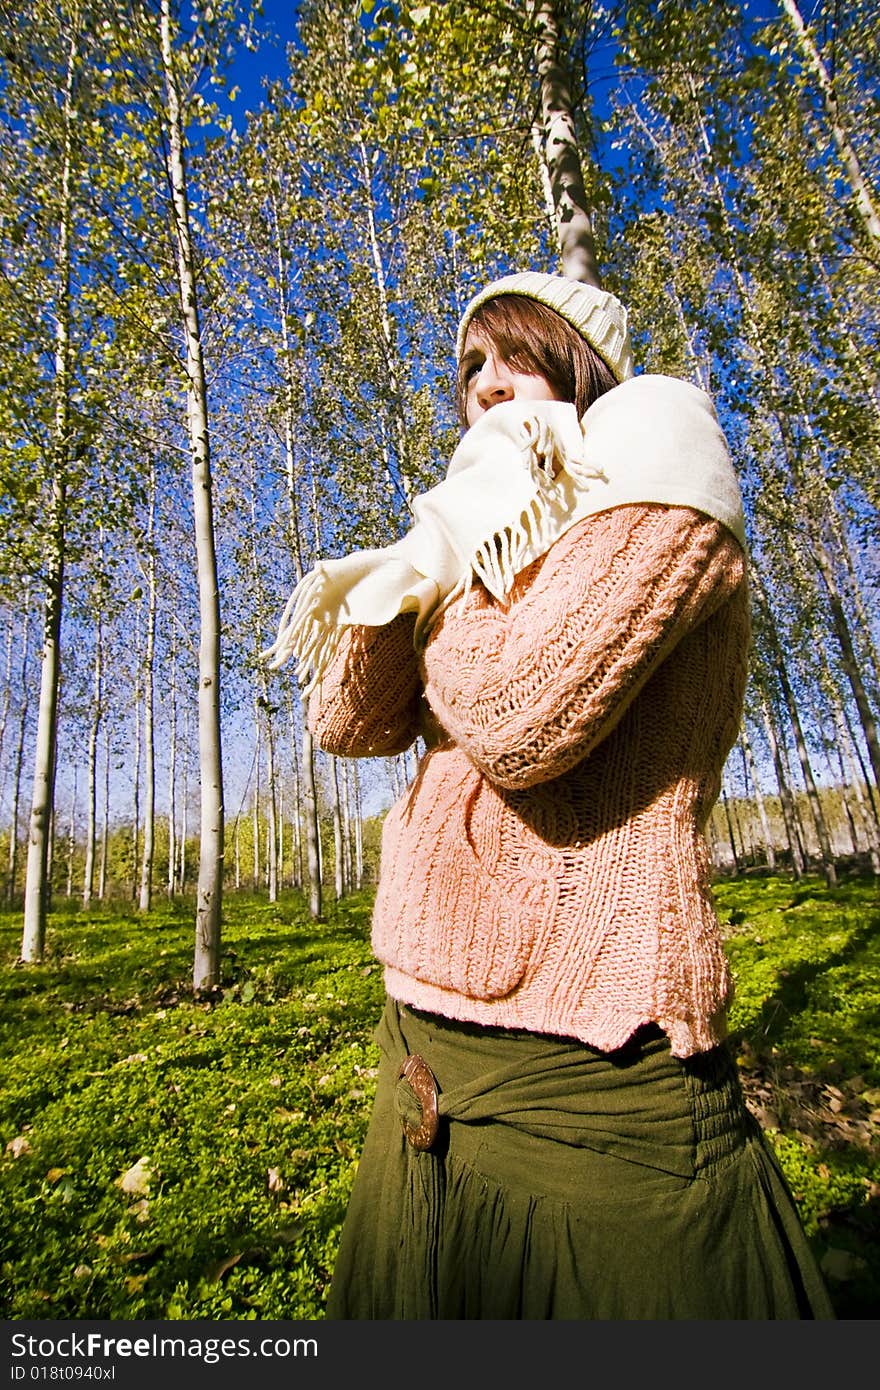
[327,995,835,1320]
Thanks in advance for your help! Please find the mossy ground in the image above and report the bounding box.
[1,873,877,1319]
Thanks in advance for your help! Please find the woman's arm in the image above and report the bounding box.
[421,503,748,789]
[307,611,423,758]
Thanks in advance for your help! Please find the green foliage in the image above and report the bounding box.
[1,876,878,1319]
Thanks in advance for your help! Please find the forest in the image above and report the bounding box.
[0,0,879,1328]
[0,1,877,981]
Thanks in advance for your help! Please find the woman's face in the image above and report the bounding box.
[460,327,562,428]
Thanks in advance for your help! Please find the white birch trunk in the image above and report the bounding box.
[167,631,177,898]
[65,766,77,899]
[161,0,224,988]
[139,461,157,912]
[252,721,261,892]
[271,193,321,918]
[6,599,32,906]
[20,25,78,963]
[82,613,102,906]
[179,700,189,893]
[779,0,880,244]
[99,718,109,900]
[331,756,344,901]
[352,760,364,890]
[530,0,601,285]
[131,608,141,899]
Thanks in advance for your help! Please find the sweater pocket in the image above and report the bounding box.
[371,749,550,999]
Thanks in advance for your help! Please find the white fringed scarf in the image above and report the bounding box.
[262,374,746,696]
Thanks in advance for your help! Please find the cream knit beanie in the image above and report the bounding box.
[456,271,635,383]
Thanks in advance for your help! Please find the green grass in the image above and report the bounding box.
[714,871,880,1317]
[0,891,384,1320]
[1,873,878,1319]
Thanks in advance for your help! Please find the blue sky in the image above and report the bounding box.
[223,0,303,124]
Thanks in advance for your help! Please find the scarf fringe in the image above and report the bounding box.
[469,429,606,602]
[470,494,546,601]
[260,567,343,697]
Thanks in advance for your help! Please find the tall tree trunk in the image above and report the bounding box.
[0,618,13,798]
[139,461,157,912]
[759,684,806,877]
[340,760,353,891]
[721,788,741,872]
[355,138,411,506]
[835,708,880,874]
[167,631,177,898]
[160,0,224,989]
[6,598,32,906]
[271,194,321,919]
[530,0,601,285]
[179,699,189,893]
[791,407,880,789]
[247,452,278,904]
[131,609,141,900]
[252,723,261,892]
[822,706,861,857]
[82,613,102,906]
[777,653,838,885]
[778,0,880,245]
[65,766,77,899]
[811,538,880,795]
[277,779,285,892]
[286,686,304,891]
[740,730,776,870]
[265,715,278,902]
[98,717,109,900]
[753,574,837,885]
[331,756,345,901]
[352,760,364,890]
[20,24,78,963]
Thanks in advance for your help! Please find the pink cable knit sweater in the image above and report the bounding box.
[310,503,750,1058]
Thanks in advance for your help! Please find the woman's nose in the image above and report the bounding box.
[476,354,514,410]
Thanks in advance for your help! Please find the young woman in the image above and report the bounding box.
[266,271,834,1320]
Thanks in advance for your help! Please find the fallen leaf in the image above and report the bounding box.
[46,1168,67,1183]
[267,1167,285,1195]
[7,1136,32,1158]
[117,1157,152,1197]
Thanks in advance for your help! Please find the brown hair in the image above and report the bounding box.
[456,293,618,426]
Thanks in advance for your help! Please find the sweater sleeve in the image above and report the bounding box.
[421,503,748,790]
[307,611,423,758]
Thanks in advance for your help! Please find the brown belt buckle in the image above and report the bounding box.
[398,1053,440,1151]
